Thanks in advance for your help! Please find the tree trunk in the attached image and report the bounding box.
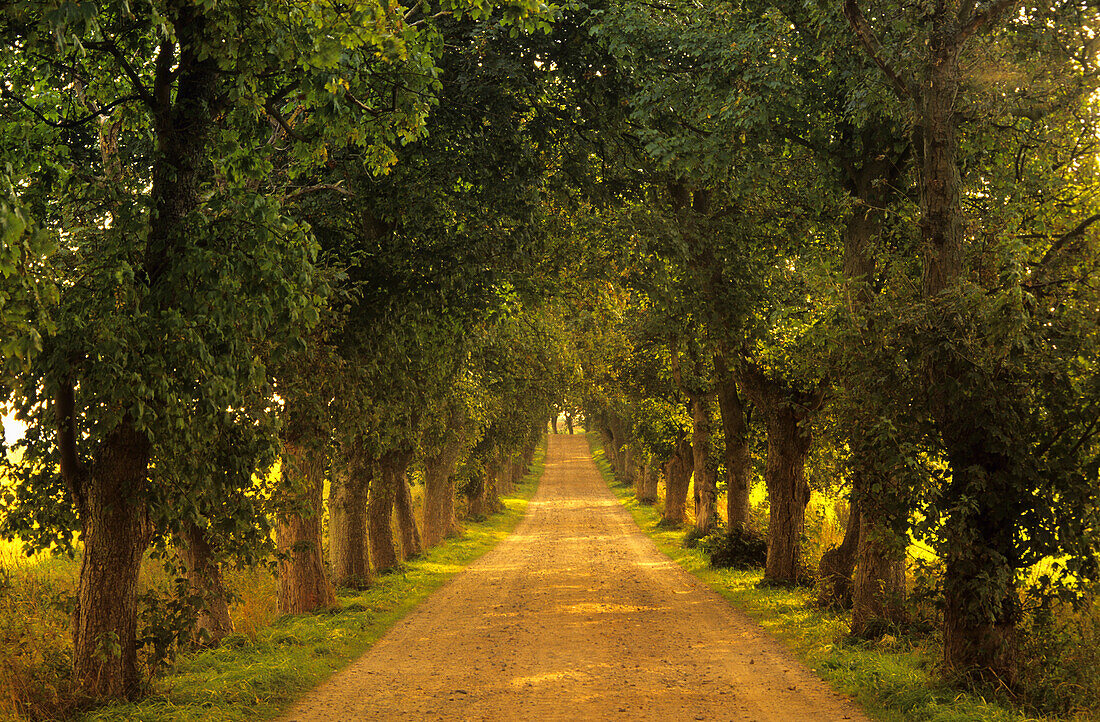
[484,458,504,512]
[622,443,636,487]
[177,521,233,646]
[69,420,152,700]
[841,154,910,629]
[66,0,219,699]
[422,435,465,547]
[276,441,336,614]
[816,491,860,610]
[940,440,1019,680]
[642,463,659,504]
[851,512,908,635]
[690,393,717,535]
[369,449,411,573]
[394,472,422,560]
[329,453,372,590]
[735,363,820,585]
[920,12,1018,679]
[600,425,617,473]
[467,457,503,518]
[761,405,813,584]
[661,437,692,526]
[715,353,752,532]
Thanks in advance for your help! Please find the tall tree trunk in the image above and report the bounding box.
[600,424,617,473]
[851,508,908,634]
[761,405,812,583]
[842,157,910,631]
[329,452,372,590]
[816,490,860,610]
[422,434,465,548]
[177,521,233,646]
[920,9,1018,679]
[276,440,336,614]
[369,449,411,573]
[661,437,692,526]
[484,457,504,512]
[690,392,718,534]
[394,472,422,560]
[64,0,219,699]
[940,440,1019,679]
[736,363,820,585]
[467,457,503,518]
[640,463,659,504]
[715,353,752,532]
[68,417,153,700]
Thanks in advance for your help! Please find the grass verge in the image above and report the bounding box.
[586,433,1067,722]
[79,442,546,722]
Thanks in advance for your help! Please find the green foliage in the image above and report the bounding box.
[699,526,768,570]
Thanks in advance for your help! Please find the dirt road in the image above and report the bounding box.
[277,435,869,721]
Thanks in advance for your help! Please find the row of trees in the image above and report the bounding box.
[1,0,1097,710]
[0,0,603,703]
[574,0,1100,697]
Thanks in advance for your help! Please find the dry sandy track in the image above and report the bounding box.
[277,435,869,721]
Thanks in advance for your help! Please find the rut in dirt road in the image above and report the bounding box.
[278,435,869,721]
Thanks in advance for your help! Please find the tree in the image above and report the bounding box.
[0,0,443,697]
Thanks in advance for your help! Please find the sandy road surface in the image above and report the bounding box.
[277,435,869,721]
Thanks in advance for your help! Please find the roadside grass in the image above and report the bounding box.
[586,434,1073,722]
[0,442,543,722]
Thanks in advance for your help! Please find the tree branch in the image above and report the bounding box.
[85,39,156,107]
[1,87,140,128]
[55,380,87,515]
[284,183,353,200]
[1034,213,1100,271]
[959,0,1019,44]
[842,0,914,101]
[265,98,305,141]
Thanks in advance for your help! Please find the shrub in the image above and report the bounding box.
[699,527,768,570]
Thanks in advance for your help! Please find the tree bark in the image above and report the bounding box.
[600,424,617,473]
[276,440,336,614]
[940,440,1019,680]
[690,392,718,535]
[642,463,660,503]
[661,437,692,526]
[761,405,812,583]
[65,0,219,699]
[422,434,466,548]
[715,353,752,532]
[177,521,233,646]
[394,472,422,560]
[369,448,411,573]
[329,452,372,590]
[736,363,819,585]
[919,7,1018,679]
[68,418,153,700]
[851,511,908,634]
[816,491,860,610]
[842,154,911,630]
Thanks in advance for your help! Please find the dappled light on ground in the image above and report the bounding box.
[276,436,868,721]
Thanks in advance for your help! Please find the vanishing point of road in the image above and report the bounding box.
[278,434,869,721]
